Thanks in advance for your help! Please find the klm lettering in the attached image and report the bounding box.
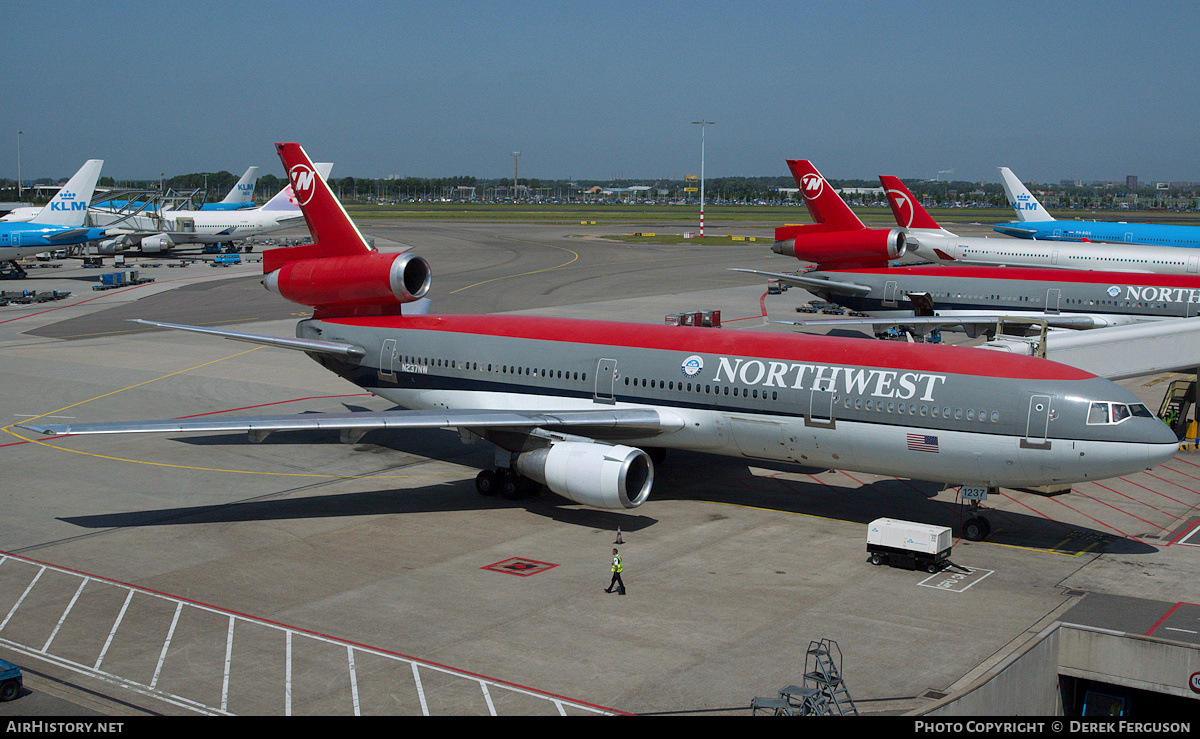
[713,357,946,401]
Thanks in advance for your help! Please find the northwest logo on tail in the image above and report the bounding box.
[885,189,915,228]
[288,164,318,206]
[800,173,825,200]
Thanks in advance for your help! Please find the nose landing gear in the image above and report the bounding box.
[958,486,996,542]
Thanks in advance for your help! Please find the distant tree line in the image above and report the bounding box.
[3,171,1199,211]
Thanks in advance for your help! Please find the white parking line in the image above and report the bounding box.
[348,646,360,716]
[95,589,135,671]
[0,552,617,715]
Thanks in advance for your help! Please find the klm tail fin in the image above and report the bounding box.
[260,162,332,211]
[998,167,1053,222]
[30,159,104,227]
[878,176,942,230]
[265,144,371,272]
[220,166,260,205]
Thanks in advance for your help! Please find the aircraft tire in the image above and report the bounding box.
[500,471,525,500]
[962,517,987,542]
[475,469,498,496]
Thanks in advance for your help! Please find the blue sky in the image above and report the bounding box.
[7,1,1200,184]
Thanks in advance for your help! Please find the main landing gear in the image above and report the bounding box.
[475,468,539,501]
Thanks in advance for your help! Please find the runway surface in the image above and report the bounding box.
[1,216,1197,716]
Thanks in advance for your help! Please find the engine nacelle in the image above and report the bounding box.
[263,252,431,310]
[771,227,905,269]
[514,442,653,509]
[140,234,174,253]
[95,238,124,255]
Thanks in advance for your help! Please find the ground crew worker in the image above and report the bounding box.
[605,548,625,594]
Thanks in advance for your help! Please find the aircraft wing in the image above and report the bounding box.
[1040,317,1200,380]
[18,408,681,442]
[21,318,684,442]
[992,224,1040,238]
[45,228,100,242]
[128,320,366,359]
[775,314,1104,330]
[728,268,872,297]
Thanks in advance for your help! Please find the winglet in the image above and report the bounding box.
[264,145,368,272]
[878,176,941,230]
[30,159,104,227]
[998,167,1054,222]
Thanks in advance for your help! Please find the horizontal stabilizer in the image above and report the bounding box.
[128,319,365,359]
[728,268,872,297]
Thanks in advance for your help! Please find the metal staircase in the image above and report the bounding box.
[801,638,858,715]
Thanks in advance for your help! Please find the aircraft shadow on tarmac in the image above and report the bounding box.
[56,424,1154,555]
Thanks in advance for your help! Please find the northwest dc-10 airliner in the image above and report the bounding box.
[19,143,1179,542]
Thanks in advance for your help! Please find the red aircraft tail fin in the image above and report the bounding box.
[264,142,374,273]
[262,143,430,319]
[786,159,865,232]
[879,175,941,230]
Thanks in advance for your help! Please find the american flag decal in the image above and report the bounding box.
[907,433,939,453]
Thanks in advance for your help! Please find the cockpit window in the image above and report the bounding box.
[1088,402,1151,425]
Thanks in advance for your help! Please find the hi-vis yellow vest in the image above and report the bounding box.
[612,555,623,573]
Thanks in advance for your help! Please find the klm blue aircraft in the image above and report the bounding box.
[0,159,107,275]
[89,166,261,214]
[994,167,1200,248]
[197,166,260,210]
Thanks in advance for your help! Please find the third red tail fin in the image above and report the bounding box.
[879,175,941,230]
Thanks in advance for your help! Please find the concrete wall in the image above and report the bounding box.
[915,624,1063,716]
[1058,625,1200,700]
[912,623,1200,716]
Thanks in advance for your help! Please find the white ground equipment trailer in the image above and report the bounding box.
[866,518,952,573]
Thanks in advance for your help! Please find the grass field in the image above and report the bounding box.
[347,201,1200,229]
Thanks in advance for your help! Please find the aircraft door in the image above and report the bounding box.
[1022,394,1052,449]
[1046,288,1061,314]
[594,358,616,404]
[1051,250,1060,266]
[883,281,900,307]
[10,232,18,247]
[806,387,836,429]
[1189,256,1199,274]
[378,338,397,382]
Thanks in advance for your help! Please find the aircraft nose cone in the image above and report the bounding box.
[1144,420,1182,469]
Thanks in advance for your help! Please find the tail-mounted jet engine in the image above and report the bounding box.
[264,252,432,312]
